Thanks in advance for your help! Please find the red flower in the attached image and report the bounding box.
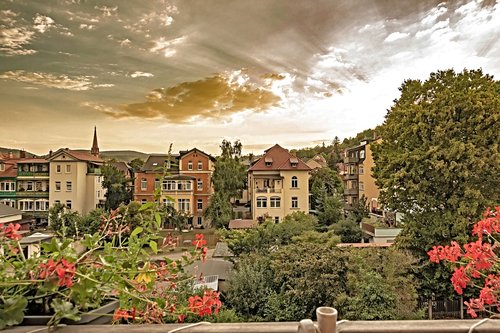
[450,266,469,295]
[2,223,22,240]
[188,290,221,316]
[38,257,76,288]
[192,234,207,248]
[177,314,186,323]
[463,240,495,271]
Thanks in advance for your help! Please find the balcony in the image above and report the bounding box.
[343,156,359,163]
[0,191,16,198]
[16,191,49,198]
[344,188,358,196]
[17,171,49,177]
[255,188,282,193]
[343,173,358,180]
[87,167,102,174]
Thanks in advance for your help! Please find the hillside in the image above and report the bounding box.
[72,150,149,162]
[0,147,38,158]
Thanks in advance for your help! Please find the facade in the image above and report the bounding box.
[134,148,215,227]
[15,158,50,223]
[341,139,381,213]
[0,157,18,210]
[47,149,105,214]
[248,144,311,223]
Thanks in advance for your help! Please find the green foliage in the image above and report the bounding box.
[310,167,344,226]
[331,217,362,243]
[220,212,318,256]
[372,69,500,297]
[129,158,144,173]
[102,165,132,210]
[205,140,247,228]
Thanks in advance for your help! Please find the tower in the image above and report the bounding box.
[91,126,99,157]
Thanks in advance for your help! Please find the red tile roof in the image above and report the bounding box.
[249,144,311,171]
[0,159,18,178]
[49,149,103,163]
[228,219,258,229]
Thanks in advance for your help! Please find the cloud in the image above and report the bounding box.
[130,71,154,78]
[0,27,36,56]
[120,38,131,47]
[79,23,95,30]
[384,31,410,42]
[94,6,118,17]
[33,14,55,33]
[99,72,281,123]
[0,70,111,90]
[149,36,186,57]
[0,9,18,26]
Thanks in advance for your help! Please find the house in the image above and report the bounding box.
[134,148,216,228]
[47,128,106,214]
[341,138,381,213]
[304,154,328,170]
[0,156,18,209]
[248,144,311,223]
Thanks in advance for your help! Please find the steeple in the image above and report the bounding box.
[91,126,99,157]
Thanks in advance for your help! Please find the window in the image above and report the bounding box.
[35,200,49,211]
[197,216,203,226]
[291,176,298,188]
[163,198,174,206]
[66,164,71,173]
[197,161,203,170]
[359,181,364,191]
[55,200,61,205]
[256,196,267,208]
[19,200,33,211]
[141,178,147,191]
[35,181,42,191]
[178,199,190,213]
[26,181,33,191]
[66,181,72,192]
[360,150,365,159]
[154,178,160,189]
[97,190,101,198]
[56,165,61,173]
[66,200,72,209]
[55,181,61,191]
[0,199,15,208]
[358,165,364,175]
[141,199,147,204]
[0,164,4,171]
[197,179,203,190]
[270,196,281,208]
[291,197,298,208]
[274,216,280,223]
[0,181,15,191]
[197,199,203,210]
[188,161,193,170]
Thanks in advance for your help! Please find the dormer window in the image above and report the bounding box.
[0,163,4,172]
[290,157,298,167]
[265,157,273,166]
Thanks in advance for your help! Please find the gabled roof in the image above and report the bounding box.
[141,155,179,172]
[0,203,22,217]
[0,159,18,178]
[179,148,216,162]
[249,144,311,171]
[16,158,49,164]
[107,161,131,176]
[47,148,103,163]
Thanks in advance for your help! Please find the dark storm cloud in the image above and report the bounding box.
[103,73,281,123]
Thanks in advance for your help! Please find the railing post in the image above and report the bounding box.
[298,307,338,333]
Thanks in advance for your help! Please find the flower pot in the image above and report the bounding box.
[22,300,119,325]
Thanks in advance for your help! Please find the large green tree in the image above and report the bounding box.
[205,140,247,227]
[102,165,132,210]
[310,167,344,226]
[372,69,500,296]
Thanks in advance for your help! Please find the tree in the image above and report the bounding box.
[102,165,132,210]
[310,167,344,226]
[129,158,144,174]
[205,140,247,227]
[372,69,500,297]
[331,217,362,243]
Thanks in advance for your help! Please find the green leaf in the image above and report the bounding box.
[0,296,27,328]
[139,202,153,211]
[131,226,143,237]
[149,240,158,254]
[154,213,162,228]
[52,299,81,322]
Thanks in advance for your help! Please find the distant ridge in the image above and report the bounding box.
[0,147,38,158]
[72,150,150,162]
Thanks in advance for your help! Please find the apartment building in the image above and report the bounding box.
[341,139,381,213]
[248,144,311,223]
[134,148,216,227]
[0,157,17,209]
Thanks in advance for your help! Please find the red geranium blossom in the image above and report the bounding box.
[39,257,76,288]
[2,223,22,240]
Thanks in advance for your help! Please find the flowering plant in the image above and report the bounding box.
[0,203,220,329]
[428,207,499,318]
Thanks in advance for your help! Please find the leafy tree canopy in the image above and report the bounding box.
[102,165,132,210]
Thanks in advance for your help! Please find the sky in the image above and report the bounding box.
[0,0,499,156]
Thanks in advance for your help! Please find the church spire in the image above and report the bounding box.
[91,126,99,157]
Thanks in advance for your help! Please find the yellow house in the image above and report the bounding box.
[248,144,311,223]
[48,149,105,214]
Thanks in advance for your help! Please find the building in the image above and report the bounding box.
[134,148,216,227]
[304,154,328,170]
[0,156,18,209]
[47,129,105,214]
[341,139,381,213]
[248,144,311,223]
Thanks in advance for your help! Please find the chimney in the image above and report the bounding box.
[49,150,53,157]
[20,150,26,159]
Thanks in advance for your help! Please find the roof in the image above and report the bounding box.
[16,158,49,164]
[142,155,179,172]
[107,161,131,176]
[19,232,53,245]
[336,242,393,248]
[228,219,258,229]
[0,159,18,178]
[0,203,23,217]
[48,148,103,163]
[249,144,311,171]
[213,242,234,258]
[186,259,234,280]
[179,148,216,162]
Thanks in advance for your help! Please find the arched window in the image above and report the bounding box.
[291,176,298,188]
